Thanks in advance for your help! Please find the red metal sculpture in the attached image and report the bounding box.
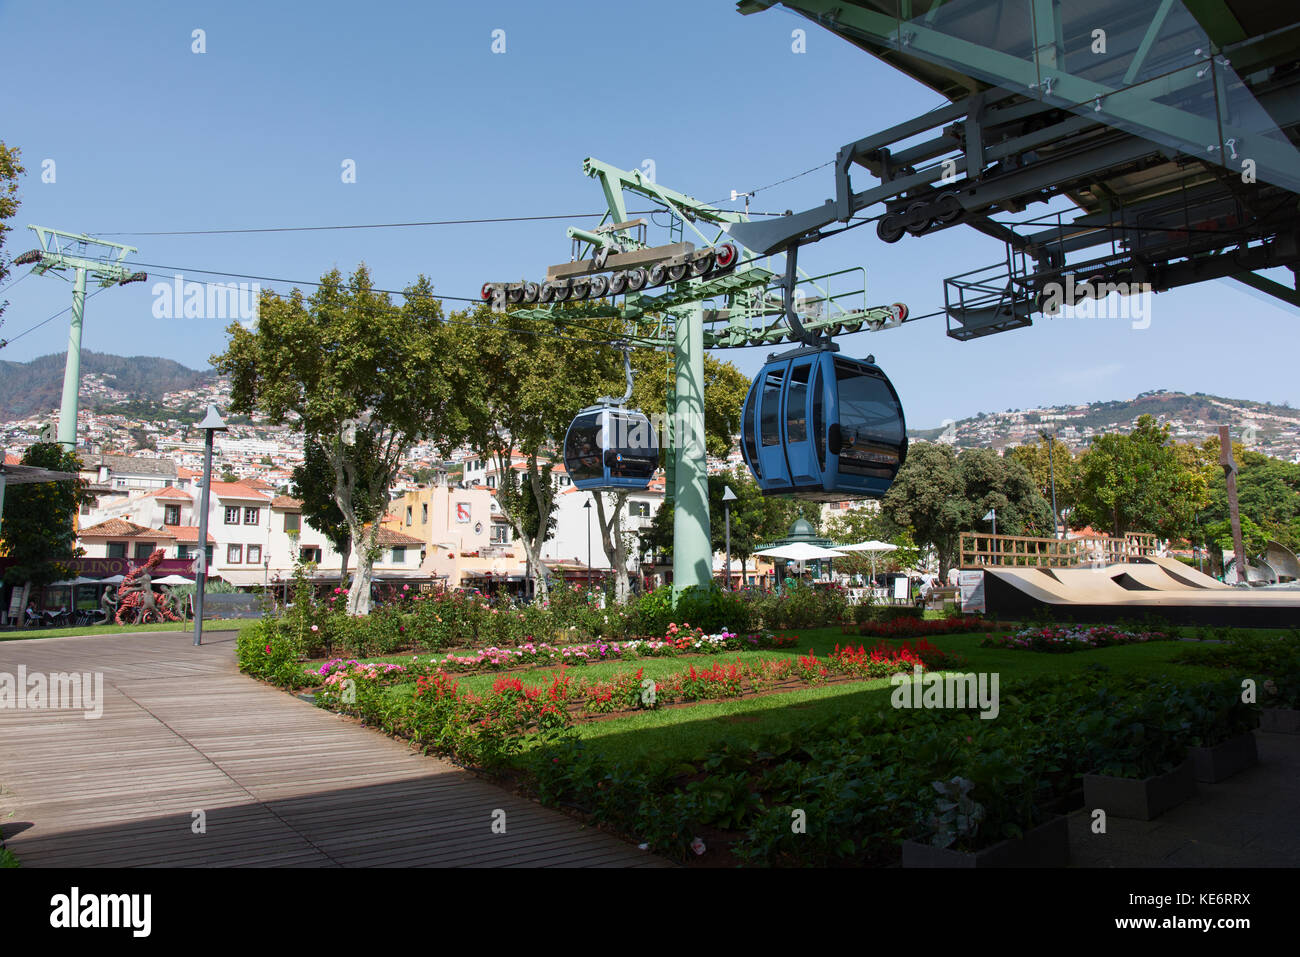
[114,548,184,624]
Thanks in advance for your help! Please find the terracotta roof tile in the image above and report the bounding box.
[206,481,271,502]
[376,528,424,546]
[271,495,303,509]
[79,518,176,539]
[168,526,215,544]
[142,487,193,501]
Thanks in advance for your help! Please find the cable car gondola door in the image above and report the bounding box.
[755,361,793,492]
[782,356,819,489]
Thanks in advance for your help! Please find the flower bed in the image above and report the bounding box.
[306,633,972,767]
[299,629,799,686]
[979,624,1170,653]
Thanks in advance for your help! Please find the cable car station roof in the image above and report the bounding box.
[732,1,1300,331]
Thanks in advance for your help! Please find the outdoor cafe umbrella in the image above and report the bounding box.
[836,540,899,585]
[153,575,195,585]
[754,542,846,577]
[49,576,101,587]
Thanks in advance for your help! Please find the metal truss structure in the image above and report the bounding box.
[729,0,1300,338]
[12,227,148,450]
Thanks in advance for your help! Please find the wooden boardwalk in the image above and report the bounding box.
[0,630,668,867]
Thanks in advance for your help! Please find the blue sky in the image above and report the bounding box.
[1,0,1296,429]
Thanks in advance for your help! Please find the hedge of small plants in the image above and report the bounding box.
[525,671,1263,865]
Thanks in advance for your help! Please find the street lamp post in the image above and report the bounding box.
[984,508,997,564]
[1040,429,1060,538]
[193,405,228,646]
[722,485,737,589]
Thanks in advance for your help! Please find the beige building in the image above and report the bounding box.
[384,485,527,589]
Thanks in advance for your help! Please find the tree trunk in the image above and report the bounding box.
[346,522,380,615]
[594,491,631,605]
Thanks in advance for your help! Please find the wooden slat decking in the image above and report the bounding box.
[0,630,669,867]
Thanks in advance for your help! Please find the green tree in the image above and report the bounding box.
[0,141,24,335]
[443,304,616,601]
[958,447,1055,539]
[213,265,464,614]
[1007,434,1078,527]
[881,442,967,575]
[1,444,91,606]
[1074,415,1209,539]
[291,434,387,582]
[1194,437,1300,552]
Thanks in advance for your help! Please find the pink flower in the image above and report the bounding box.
[311,625,319,632]
[403,584,409,591]
[264,645,271,654]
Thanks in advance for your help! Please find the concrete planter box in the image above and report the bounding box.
[1083,759,1196,821]
[1189,732,1258,783]
[902,814,1068,868]
[1259,708,1300,734]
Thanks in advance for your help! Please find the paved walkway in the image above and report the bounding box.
[1067,730,1300,867]
[0,630,666,867]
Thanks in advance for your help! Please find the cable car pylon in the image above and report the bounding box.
[11,226,147,452]
[482,158,911,594]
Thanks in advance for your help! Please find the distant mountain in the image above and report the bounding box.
[908,390,1300,460]
[0,351,214,420]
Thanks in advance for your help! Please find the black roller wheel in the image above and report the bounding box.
[571,278,591,299]
[626,267,648,291]
[648,263,668,286]
[933,192,963,223]
[551,281,572,302]
[904,201,932,236]
[506,284,524,304]
[523,282,540,303]
[877,214,906,243]
[539,283,557,303]
[588,275,609,298]
[667,262,689,282]
[608,272,628,295]
[690,251,715,277]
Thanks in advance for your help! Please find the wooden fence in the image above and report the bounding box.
[959,532,1159,568]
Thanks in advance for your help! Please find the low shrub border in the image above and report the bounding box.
[525,671,1262,864]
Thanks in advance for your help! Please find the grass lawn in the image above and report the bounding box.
[1,619,263,641]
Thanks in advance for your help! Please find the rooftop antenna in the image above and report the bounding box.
[11,226,148,452]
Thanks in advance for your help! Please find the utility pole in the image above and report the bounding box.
[11,227,147,452]
[1219,425,1247,584]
